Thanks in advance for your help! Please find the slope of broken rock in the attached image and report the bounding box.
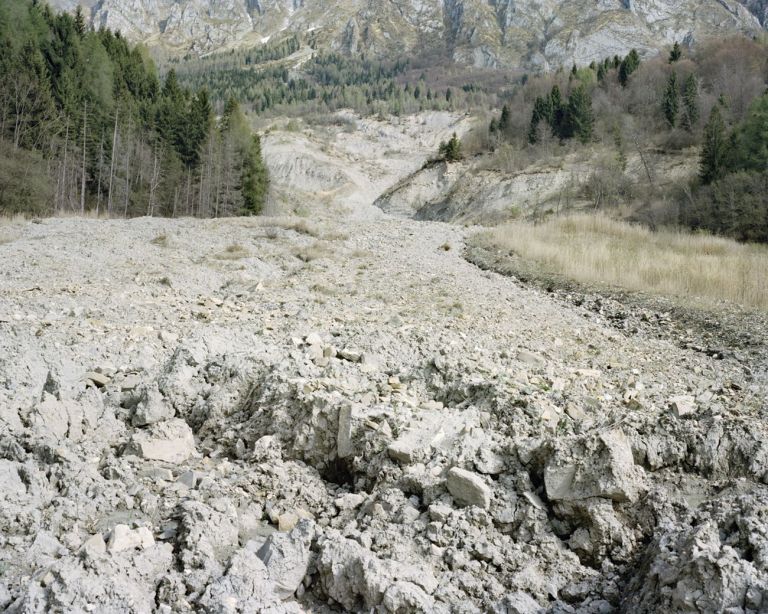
[0,213,766,613]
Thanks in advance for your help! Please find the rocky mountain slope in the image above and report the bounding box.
[1,112,767,613]
[52,0,764,67]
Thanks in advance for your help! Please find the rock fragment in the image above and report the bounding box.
[126,418,196,463]
[131,383,174,426]
[257,519,314,599]
[83,371,111,388]
[107,525,154,553]
[669,395,697,418]
[446,467,492,509]
[80,534,107,558]
[544,430,646,503]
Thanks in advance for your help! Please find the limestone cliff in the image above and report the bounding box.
[61,0,764,67]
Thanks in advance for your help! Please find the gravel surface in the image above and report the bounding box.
[0,213,767,613]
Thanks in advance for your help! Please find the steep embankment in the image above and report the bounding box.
[375,146,699,224]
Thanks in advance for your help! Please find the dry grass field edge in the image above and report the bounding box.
[474,214,768,311]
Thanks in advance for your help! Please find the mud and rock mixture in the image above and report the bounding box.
[1,215,766,613]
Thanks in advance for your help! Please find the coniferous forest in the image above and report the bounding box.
[0,0,268,218]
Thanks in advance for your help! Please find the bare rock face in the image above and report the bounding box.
[78,0,763,67]
[256,519,314,599]
[622,493,768,612]
[316,533,441,611]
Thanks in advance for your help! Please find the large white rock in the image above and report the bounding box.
[317,534,441,611]
[544,429,646,503]
[132,384,174,426]
[107,524,154,553]
[126,418,196,463]
[257,519,314,599]
[446,467,492,509]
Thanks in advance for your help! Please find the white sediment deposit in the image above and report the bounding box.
[0,209,766,612]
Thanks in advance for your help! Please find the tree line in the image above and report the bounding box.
[0,0,268,218]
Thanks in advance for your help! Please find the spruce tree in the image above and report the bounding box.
[499,104,511,134]
[699,105,728,184]
[565,84,594,144]
[619,49,640,87]
[528,96,551,144]
[681,74,699,131]
[733,92,768,172]
[662,72,679,127]
[74,6,86,36]
[439,132,462,162]
[241,134,269,215]
[669,42,682,63]
[549,85,564,137]
[597,63,606,83]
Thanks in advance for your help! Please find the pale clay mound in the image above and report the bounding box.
[0,211,766,613]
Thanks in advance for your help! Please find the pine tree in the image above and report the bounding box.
[733,92,768,172]
[550,85,565,137]
[74,6,86,36]
[597,63,607,83]
[498,104,511,134]
[528,96,551,144]
[700,105,728,184]
[565,84,594,144]
[619,49,640,87]
[439,132,462,162]
[681,74,699,131]
[669,42,682,63]
[241,134,268,215]
[662,72,679,127]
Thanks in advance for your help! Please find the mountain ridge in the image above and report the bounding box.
[49,0,765,69]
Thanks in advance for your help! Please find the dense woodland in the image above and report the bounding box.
[170,36,498,118]
[478,38,768,242]
[0,0,268,218]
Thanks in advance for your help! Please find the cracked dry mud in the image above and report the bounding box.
[1,213,767,613]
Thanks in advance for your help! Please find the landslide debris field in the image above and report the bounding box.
[1,213,767,614]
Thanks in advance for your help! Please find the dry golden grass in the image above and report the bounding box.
[215,242,251,260]
[0,213,28,225]
[245,217,349,242]
[293,241,333,263]
[150,233,171,247]
[478,214,768,311]
[244,216,322,238]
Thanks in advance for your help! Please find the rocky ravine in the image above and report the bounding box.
[0,207,767,613]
